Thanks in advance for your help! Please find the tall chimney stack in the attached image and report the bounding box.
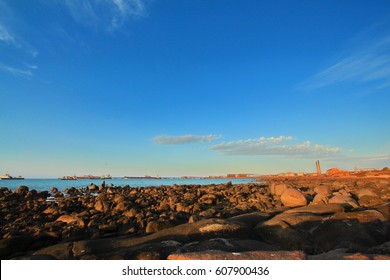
[316,160,321,175]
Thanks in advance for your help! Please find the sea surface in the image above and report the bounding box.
[0,178,257,192]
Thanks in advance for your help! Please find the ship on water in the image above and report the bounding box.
[123,175,161,180]
[60,174,112,180]
[0,173,24,180]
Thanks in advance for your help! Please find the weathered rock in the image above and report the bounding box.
[145,220,173,234]
[314,185,332,196]
[311,210,387,252]
[367,241,390,255]
[0,235,34,258]
[51,187,59,194]
[123,208,137,218]
[284,204,345,215]
[167,250,306,260]
[270,183,288,196]
[358,195,385,207]
[15,186,29,196]
[226,212,271,228]
[280,188,308,207]
[311,193,330,204]
[357,188,379,199]
[328,195,359,209]
[254,212,324,252]
[94,198,110,212]
[308,248,390,260]
[56,215,85,227]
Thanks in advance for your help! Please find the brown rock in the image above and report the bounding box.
[56,215,85,227]
[357,188,379,198]
[284,204,344,215]
[280,188,308,207]
[15,186,29,196]
[124,208,138,218]
[167,250,306,260]
[312,193,330,204]
[358,195,385,207]
[94,198,110,212]
[270,183,288,196]
[328,195,359,209]
[145,220,173,234]
[314,185,332,196]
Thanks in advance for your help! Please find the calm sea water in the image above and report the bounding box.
[0,178,256,192]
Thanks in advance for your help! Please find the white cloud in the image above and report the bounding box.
[0,23,14,44]
[0,63,33,78]
[154,134,222,145]
[210,136,341,158]
[61,0,146,30]
[297,34,390,92]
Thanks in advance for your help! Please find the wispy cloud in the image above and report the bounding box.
[61,0,146,30]
[0,63,34,78]
[210,136,341,158]
[154,134,222,145]
[0,23,15,44]
[297,34,390,92]
[324,154,390,167]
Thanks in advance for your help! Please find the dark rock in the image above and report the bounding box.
[0,234,34,259]
[15,186,29,196]
[145,220,173,234]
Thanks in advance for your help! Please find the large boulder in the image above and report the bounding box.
[56,215,85,227]
[280,188,308,207]
[314,185,332,196]
[145,220,174,234]
[311,210,387,253]
[167,250,306,260]
[270,183,288,196]
[328,195,359,209]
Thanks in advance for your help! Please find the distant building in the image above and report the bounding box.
[326,168,350,177]
[226,174,254,178]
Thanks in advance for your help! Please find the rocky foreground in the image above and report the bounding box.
[0,176,389,260]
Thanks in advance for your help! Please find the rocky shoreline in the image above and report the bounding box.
[1,176,389,260]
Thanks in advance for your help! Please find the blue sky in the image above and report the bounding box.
[0,0,389,178]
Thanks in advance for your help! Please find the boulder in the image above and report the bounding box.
[358,196,385,207]
[280,188,308,207]
[124,208,138,218]
[311,193,330,205]
[311,210,387,253]
[314,185,332,196]
[284,204,344,215]
[357,189,379,199]
[15,186,29,196]
[270,183,288,196]
[167,250,306,260]
[145,220,173,234]
[254,212,324,252]
[56,215,85,227]
[328,195,359,209]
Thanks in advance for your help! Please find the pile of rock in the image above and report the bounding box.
[0,177,389,260]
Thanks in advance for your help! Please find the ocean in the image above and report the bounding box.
[0,177,257,192]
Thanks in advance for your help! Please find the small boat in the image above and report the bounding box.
[0,173,24,180]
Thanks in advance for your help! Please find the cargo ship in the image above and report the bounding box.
[0,173,24,180]
[123,175,161,180]
[77,174,112,179]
